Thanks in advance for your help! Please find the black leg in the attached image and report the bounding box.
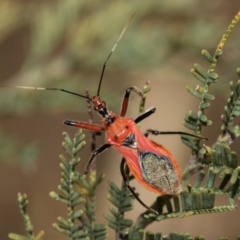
[145,129,207,140]
[120,158,159,215]
[84,143,111,174]
[120,86,144,117]
[134,107,156,124]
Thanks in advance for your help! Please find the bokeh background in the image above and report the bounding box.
[0,1,240,239]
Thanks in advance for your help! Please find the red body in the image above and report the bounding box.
[70,95,182,196]
[104,112,182,195]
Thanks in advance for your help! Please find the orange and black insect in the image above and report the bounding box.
[1,15,204,215]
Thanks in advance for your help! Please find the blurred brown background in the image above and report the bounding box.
[0,0,240,239]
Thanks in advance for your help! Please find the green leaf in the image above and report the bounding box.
[8,233,30,240]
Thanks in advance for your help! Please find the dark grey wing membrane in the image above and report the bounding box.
[122,133,136,148]
[139,151,182,195]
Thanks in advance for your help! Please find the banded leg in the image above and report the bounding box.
[145,129,207,140]
[120,158,159,215]
[120,86,144,117]
[64,120,105,132]
[84,143,111,174]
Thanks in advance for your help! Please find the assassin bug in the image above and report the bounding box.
[1,15,205,215]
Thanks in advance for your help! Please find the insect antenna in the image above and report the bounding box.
[96,13,135,97]
[1,14,135,101]
[0,85,92,101]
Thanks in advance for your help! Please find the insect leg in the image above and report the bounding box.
[145,129,207,140]
[134,107,156,124]
[64,120,105,132]
[120,158,159,215]
[120,86,144,117]
[84,143,111,174]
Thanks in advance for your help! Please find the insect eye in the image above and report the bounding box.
[125,125,129,129]
[115,135,118,140]
[102,101,106,106]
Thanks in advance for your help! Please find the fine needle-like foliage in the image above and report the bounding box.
[104,10,240,239]
[180,11,240,208]
[49,130,88,239]
[8,193,45,240]
[9,10,240,240]
[50,130,108,240]
[139,11,240,224]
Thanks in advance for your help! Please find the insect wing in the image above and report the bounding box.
[112,122,182,195]
[139,140,182,195]
[133,125,182,195]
